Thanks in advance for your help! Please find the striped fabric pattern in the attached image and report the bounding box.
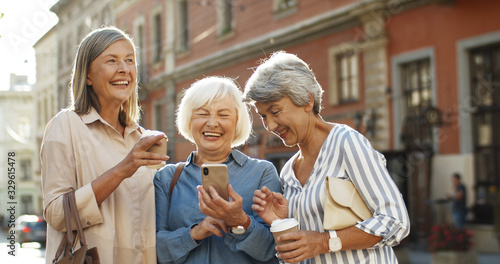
[281,124,410,264]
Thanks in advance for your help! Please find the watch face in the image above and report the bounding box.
[232,226,245,235]
[329,237,342,252]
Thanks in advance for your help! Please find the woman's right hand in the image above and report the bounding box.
[92,133,169,205]
[190,216,228,241]
[118,133,169,177]
[251,186,289,225]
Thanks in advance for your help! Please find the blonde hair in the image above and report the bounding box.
[176,76,252,148]
[69,26,140,125]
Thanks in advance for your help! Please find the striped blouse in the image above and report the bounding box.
[281,124,410,264]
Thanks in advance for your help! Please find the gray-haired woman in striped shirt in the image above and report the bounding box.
[243,51,410,264]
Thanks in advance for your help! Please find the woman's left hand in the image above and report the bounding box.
[275,230,330,263]
[197,184,247,227]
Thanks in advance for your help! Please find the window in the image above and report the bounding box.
[154,103,164,131]
[337,52,359,103]
[21,195,33,215]
[217,0,234,36]
[103,7,111,26]
[18,116,31,139]
[177,0,189,52]
[58,40,63,69]
[135,22,145,83]
[66,36,73,65]
[77,24,84,46]
[328,45,360,105]
[153,13,162,62]
[20,159,31,181]
[38,100,43,128]
[400,58,434,149]
[273,0,297,18]
[469,44,500,214]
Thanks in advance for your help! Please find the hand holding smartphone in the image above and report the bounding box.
[201,164,229,201]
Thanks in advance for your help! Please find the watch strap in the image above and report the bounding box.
[231,214,251,233]
[242,214,251,229]
[328,230,342,252]
[239,215,252,230]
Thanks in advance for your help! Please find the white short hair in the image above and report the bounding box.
[176,76,252,148]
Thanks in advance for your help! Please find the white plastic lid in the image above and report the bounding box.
[270,218,298,233]
[140,130,164,139]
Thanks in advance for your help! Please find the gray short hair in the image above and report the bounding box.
[176,76,252,148]
[69,26,140,125]
[243,51,323,114]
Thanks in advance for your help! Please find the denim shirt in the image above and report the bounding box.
[154,150,281,264]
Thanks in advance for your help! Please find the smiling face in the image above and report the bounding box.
[86,39,137,110]
[255,96,312,147]
[190,96,238,157]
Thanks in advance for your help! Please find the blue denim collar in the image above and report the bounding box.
[185,149,248,167]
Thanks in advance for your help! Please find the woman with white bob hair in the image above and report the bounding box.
[154,76,281,264]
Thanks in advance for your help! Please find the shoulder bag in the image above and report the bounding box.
[169,162,186,200]
[323,176,373,230]
[52,189,100,264]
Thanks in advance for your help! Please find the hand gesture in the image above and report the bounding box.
[197,185,248,227]
[92,133,169,205]
[190,216,228,241]
[118,133,169,176]
[251,186,289,225]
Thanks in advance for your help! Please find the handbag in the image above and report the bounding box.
[323,177,373,230]
[52,189,100,264]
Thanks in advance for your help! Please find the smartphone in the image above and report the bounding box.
[201,164,229,201]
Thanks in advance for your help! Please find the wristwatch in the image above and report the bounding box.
[231,215,251,235]
[328,230,342,252]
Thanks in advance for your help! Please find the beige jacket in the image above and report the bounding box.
[41,108,156,264]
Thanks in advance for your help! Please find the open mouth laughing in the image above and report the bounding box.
[203,132,222,138]
[111,80,129,86]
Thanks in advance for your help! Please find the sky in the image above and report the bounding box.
[0,0,59,90]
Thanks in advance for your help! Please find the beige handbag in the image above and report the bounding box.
[323,177,373,230]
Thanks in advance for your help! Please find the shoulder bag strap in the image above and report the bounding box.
[169,162,185,200]
[53,189,88,261]
[53,192,72,261]
[66,189,87,247]
[63,191,74,245]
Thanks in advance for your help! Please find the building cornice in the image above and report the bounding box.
[50,0,73,14]
[0,91,34,101]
